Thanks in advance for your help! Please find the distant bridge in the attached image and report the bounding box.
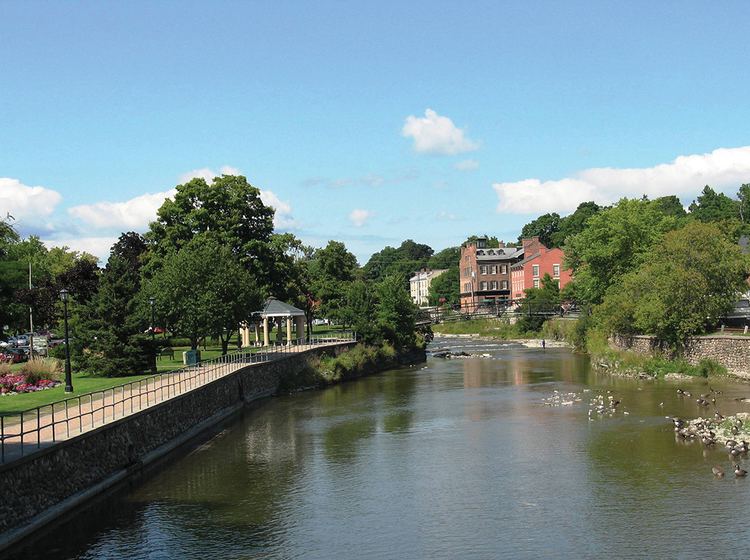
[416,301,581,326]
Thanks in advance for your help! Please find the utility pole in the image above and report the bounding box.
[28,262,34,359]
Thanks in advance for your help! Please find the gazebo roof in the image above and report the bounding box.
[254,297,306,318]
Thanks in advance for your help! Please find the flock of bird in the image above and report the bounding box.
[669,386,750,479]
[543,384,750,478]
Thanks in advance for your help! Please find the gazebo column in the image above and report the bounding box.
[295,316,305,344]
[254,322,260,346]
[263,316,270,346]
[241,322,250,348]
[286,316,293,346]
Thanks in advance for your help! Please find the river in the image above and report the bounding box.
[9,337,750,559]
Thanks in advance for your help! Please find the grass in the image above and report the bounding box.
[0,324,351,414]
[0,372,152,416]
[585,327,727,379]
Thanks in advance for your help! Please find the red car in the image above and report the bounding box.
[1,348,28,363]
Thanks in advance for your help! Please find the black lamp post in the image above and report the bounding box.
[148,297,156,373]
[60,288,73,393]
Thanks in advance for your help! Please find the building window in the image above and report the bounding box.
[480,281,488,291]
[501,265,507,274]
[501,280,508,290]
[533,279,540,288]
[480,265,488,275]
[553,264,560,277]
[532,265,540,277]
[491,281,498,290]
[491,265,497,274]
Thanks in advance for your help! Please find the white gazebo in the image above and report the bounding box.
[241,297,306,347]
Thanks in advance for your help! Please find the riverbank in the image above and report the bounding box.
[279,342,426,392]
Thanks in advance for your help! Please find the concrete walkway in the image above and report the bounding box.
[0,340,351,464]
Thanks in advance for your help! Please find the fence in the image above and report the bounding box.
[421,300,580,324]
[0,333,355,465]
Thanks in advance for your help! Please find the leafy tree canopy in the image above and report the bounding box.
[596,221,749,348]
[147,174,275,274]
[519,213,561,247]
[427,267,459,306]
[363,239,433,282]
[688,185,738,223]
[564,197,685,305]
[427,246,460,269]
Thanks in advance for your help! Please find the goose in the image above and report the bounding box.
[712,465,725,477]
[734,464,748,477]
[715,412,724,421]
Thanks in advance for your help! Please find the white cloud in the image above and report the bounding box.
[349,209,372,227]
[179,165,241,184]
[402,109,479,155]
[42,236,118,263]
[68,188,177,230]
[68,166,297,232]
[493,146,750,214]
[259,189,297,229]
[455,159,480,171]
[0,177,62,222]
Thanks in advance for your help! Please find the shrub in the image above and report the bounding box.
[21,358,62,385]
[0,362,11,376]
[697,358,726,378]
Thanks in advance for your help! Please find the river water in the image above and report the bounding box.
[10,337,750,559]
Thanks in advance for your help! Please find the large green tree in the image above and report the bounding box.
[597,221,749,348]
[147,175,275,279]
[149,236,259,353]
[309,241,359,324]
[427,246,460,269]
[427,267,459,306]
[375,275,416,350]
[688,185,738,223]
[519,213,561,247]
[363,239,433,283]
[75,234,151,376]
[564,198,685,305]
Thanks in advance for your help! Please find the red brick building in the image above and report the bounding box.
[459,237,524,309]
[510,237,572,299]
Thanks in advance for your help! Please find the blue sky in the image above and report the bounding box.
[2,1,750,263]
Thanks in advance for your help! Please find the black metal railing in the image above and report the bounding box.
[0,333,355,465]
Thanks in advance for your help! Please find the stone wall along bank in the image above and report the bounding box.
[610,334,750,378]
[0,343,360,551]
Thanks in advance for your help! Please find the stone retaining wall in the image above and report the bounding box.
[610,334,750,377]
[0,343,359,549]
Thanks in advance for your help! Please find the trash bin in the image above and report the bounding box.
[182,349,201,365]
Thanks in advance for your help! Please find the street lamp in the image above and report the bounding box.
[148,297,156,374]
[59,288,73,393]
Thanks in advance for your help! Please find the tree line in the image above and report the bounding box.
[0,175,421,377]
[521,185,750,348]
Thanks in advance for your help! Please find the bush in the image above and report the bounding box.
[0,362,12,376]
[697,358,726,378]
[21,358,62,385]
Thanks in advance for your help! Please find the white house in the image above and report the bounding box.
[409,269,447,306]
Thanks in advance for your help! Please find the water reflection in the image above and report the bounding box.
[9,338,750,559]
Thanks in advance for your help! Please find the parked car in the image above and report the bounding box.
[723,299,750,325]
[1,347,29,363]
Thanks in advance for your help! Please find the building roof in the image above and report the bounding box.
[409,269,448,282]
[253,297,306,318]
[476,247,524,261]
[510,252,541,270]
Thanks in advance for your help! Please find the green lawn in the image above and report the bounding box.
[0,326,352,416]
[0,372,152,416]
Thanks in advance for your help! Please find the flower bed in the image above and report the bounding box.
[0,374,60,395]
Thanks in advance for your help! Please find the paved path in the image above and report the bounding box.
[0,341,350,464]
